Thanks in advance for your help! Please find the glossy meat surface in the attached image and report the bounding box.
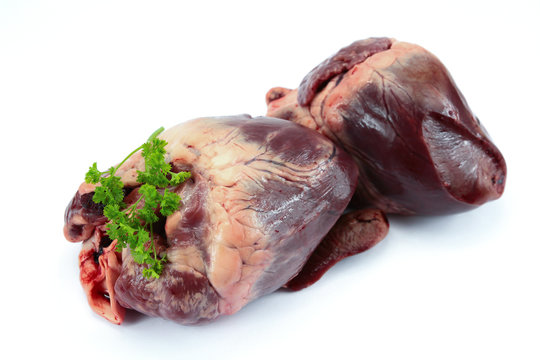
[298,37,393,107]
[285,208,388,291]
[267,38,506,215]
[64,115,358,324]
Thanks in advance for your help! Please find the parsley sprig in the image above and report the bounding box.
[85,127,191,279]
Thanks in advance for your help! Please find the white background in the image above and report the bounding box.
[1,0,539,359]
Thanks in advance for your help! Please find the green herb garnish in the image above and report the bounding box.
[85,127,191,279]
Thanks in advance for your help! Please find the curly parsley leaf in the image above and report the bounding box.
[160,189,181,217]
[170,171,191,186]
[85,163,102,184]
[93,175,125,206]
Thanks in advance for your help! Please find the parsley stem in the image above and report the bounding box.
[109,127,165,177]
[111,145,144,177]
[147,126,165,141]
[150,222,157,261]
[126,198,142,217]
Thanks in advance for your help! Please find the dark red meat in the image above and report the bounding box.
[285,209,388,291]
[267,38,506,215]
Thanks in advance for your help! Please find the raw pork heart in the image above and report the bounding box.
[266,38,507,215]
[64,115,359,325]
